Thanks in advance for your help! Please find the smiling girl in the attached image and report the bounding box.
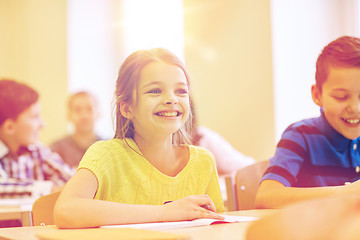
[54,48,224,228]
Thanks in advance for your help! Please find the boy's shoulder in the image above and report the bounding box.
[278,115,326,143]
[286,115,322,134]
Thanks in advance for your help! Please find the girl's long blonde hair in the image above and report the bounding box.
[113,48,196,145]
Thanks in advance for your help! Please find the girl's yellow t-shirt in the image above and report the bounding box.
[78,138,224,212]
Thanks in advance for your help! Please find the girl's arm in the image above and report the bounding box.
[54,169,223,229]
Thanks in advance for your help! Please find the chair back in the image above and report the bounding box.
[31,191,60,226]
[235,160,269,210]
[225,160,269,211]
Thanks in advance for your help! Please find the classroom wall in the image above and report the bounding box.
[1,0,275,161]
[271,0,360,141]
[67,0,122,140]
[0,0,68,145]
[2,0,358,163]
[183,0,275,161]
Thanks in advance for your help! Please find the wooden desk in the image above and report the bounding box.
[0,208,32,227]
[0,198,35,227]
[0,209,275,240]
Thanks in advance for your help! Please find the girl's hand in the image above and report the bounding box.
[161,195,224,221]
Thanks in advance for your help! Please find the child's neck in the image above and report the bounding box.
[133,135,188,177]
[134,134,173,159]
[0,136,21,158]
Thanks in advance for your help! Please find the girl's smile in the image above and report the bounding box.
[155,110,182,117]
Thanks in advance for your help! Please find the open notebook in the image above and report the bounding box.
[101,214,258,231]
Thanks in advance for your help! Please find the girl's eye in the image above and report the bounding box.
[176,89,188,95]
[147,89,161,94]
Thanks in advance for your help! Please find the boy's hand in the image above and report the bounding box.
[161,195,224,222]
[345,179,360,193]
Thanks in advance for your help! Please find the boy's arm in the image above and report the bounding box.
[255,179,360,209]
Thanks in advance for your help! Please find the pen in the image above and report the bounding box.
[201,204,212,211]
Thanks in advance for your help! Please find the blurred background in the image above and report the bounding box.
[0,0,359,161]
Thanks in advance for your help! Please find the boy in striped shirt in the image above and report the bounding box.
[256,36,360,209]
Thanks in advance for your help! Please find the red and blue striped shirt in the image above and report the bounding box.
[262,109,360,187]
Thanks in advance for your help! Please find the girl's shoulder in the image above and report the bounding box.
[188,144,214,155]
[88,138,121,148]
[85,138,132,155]
[188,144,216,164]
[79,139,136,168]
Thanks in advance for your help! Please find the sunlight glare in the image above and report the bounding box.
[123,0,184,60]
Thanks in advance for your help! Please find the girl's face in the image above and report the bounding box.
[128,61,190,139]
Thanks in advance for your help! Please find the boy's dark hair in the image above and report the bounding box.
[0,79,39,125]
[316,36,360,92]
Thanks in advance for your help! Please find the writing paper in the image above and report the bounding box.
[102,214,258,231]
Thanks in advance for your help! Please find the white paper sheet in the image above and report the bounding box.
[101,214,258,231]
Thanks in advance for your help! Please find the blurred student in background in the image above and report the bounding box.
[193,126,255,177]
[193,125,256,208]
[0,79,74,189]
[50,91,102,168]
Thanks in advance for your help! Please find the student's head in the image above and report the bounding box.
[114,48,195,145]
[67,91,99,134]
[0,79,44,151]
[312,36,360,139]
[315,36,360,92]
